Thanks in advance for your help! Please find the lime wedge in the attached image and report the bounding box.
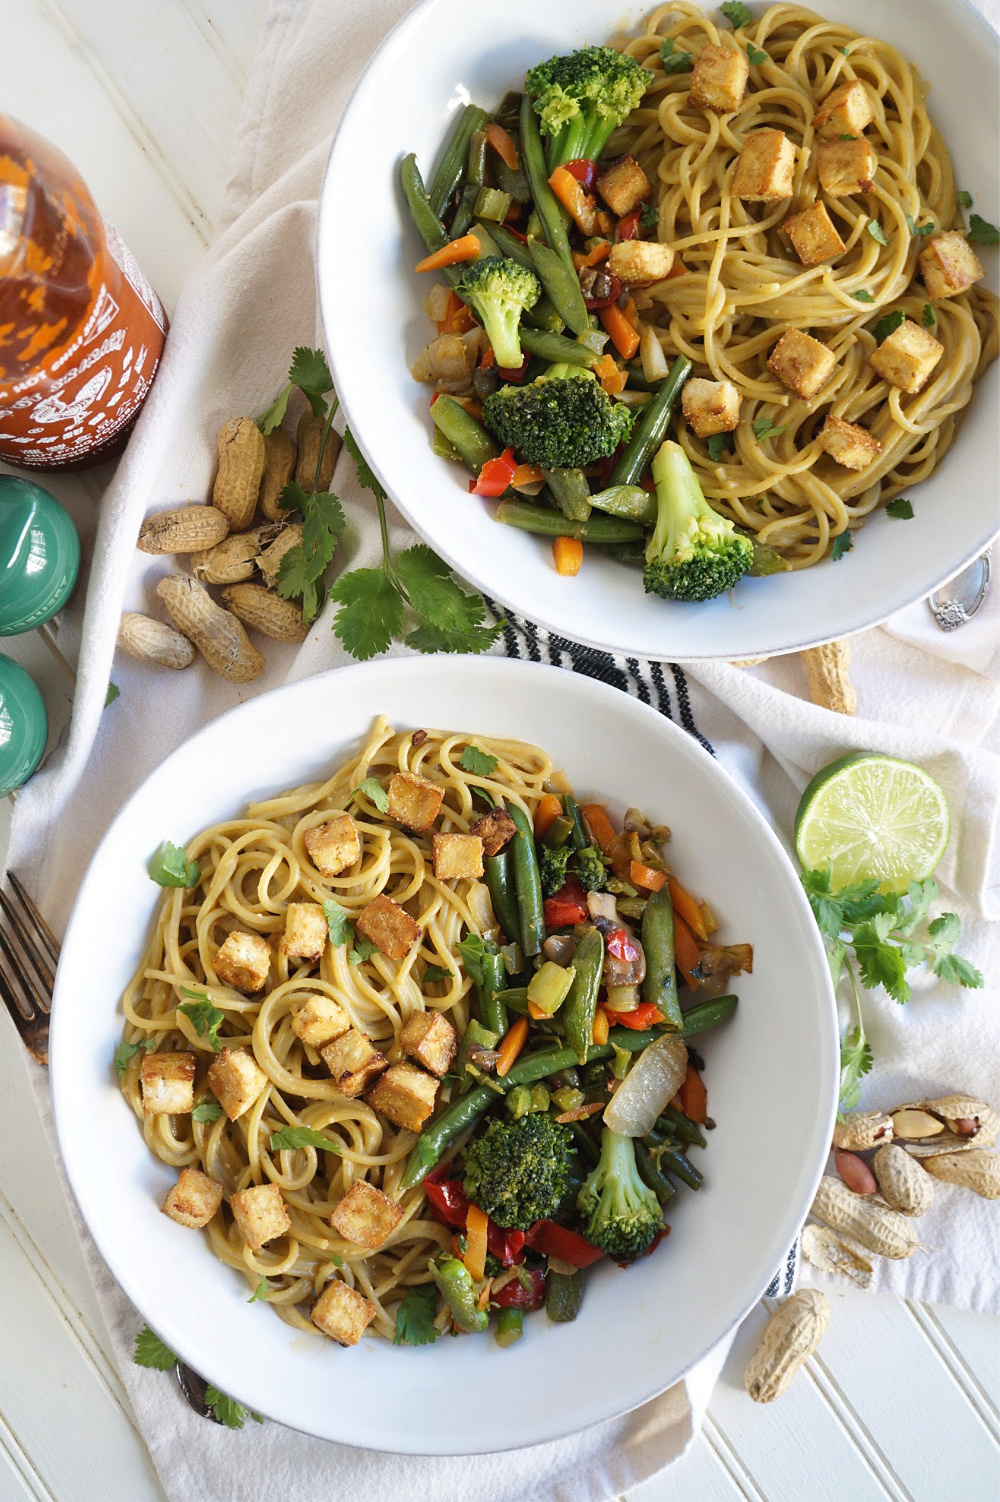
[794,752,950,892]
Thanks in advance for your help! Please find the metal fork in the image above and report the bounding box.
[0,872,58,1065]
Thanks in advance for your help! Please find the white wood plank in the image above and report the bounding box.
[904,1301,999,1433]
[0,1418,51,1502]
[623,1428,751,1502]
[182,0,261,86]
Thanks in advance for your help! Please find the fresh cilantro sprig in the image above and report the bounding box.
[872,308,906,343]
[659,38,692,72]
[192,1099,224,1123]
[460,745,498,777]
[149,841,200,889]
[853,290,874,304]
[747,43,769,64]
[830,531,853,561]
[867,220,889,247]
[204,1386,264,1430]
[885,498,913,520]
[720,1,753,28]
[922,303,936,329]
[114,1036,157,1076]
[393,1283,439,1346]
[349,776,390,813]
[906,214,934,237]
[349,936,380,966]
[178,989,225,1051]
[258,346,334,433]
[423,963,452,984]
[269,1125,343,1155]
[134,1327,178,1370]
[968,214,999,246]
[247,1276,269,1303]
[323,898,354,947]
[133,1326,263,1428]
[752,417,787,442]
[707,432,735,461]
[639,202,660,230]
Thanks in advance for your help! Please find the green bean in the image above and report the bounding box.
[496,501,643,543]
[656,1146,703,1191]
[596,541,646,570]
[506,803,546,956]
[544,468,592,523]
[494,1307,524,1347]
[450,129,489,237]
[430,396,498,473]
[505,1026,659,1086]
[499,986,530,1014]
[563,927,605,1065]
[656,1104,707,1149]
[636,1140,676,1205]
[642,885,682,1031]
[428,105,489,218]
[495,154,531,204]
[609,356,692,487]
[519,93,574,270]
[430,1256,489,1332]
[526,236,589,336]
[545,1269,584,1322]
[400,153,450,257]
[431,426,462,462]
[479,222,562,330]
[399,1084,496,1187]
[485,851,521,949]
[480,947,508,1036]
[542,815,574,850]
[519,327,598,368]
[679,994,737,1037]
[568,1118,601,1165]
[562,793,588,852]
[589,484,657,525]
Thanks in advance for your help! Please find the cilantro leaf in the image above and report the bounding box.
[873,309,906,342]
[752,417,787,442]
[906,214,934,237]
[343,427,386,502]
[659,37,693,72]
[204,1386,263,1429]
[269,1125,343,1155]
[639,202,660,230]
[457,933,489,987]
[178,992,224,1051]
[349,776,390,813]
[323,898,355,947]
[329,565,404,660]
[720,1,753,27]
[838,1025,873,1114]
[967,214,999,246]
[423,963,452,984]
[885,498,913,520]
[192,1099,224,1123]
[957,190,973,209]
[396,545,502,656]
[867,220,889,247]
[257,387,293,435]
[289,346,333,416]
[104,682,120,708]
[707,431,734,461]
[852,920,910,1001]
[134,1326,177,1370]
[922,303,936,329]
[840,45,849,55]
[747,43,768,64]
[460,745,499,777]
[276,479,309,515]
[114,1036,157,1075]
[831,531,853,561]
[837,880,887,925]
[149,841,200,889]
[247,1276,269,1303]
[896,879,937,936]
[274,485,345,623]
[349,936,379,966]
[933,952,984,988]
[853,290,875,303]
[393,1283,439,1346]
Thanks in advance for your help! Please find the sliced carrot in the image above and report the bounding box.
[436,289,476,335]
[599,302,641,360]
[485,122,519,170]
[673,911,702,989]
[594,353,627,395]
[667,875,708,941]
[553,535,584,577]
[528,1000,548,1020]
[512,462,546,488]
[630,859,667,893]
[581,803,632,881]
[533,792,562,840]
[572,240,612,271]
[496,1015,529,1077]
[592,1004,610,1046]
[465,1204,489,1281]
[548,166,599,236]
[623,295,639,330]
[415,234,481,272]
[680,1063,708,1125]
[554,1102,606,1123]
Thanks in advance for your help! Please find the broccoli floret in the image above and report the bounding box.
[578,1127,663,1260]
[455,255,540,370]
[483,366,634,470]
[525,46,648,170]
[643,440,753,604]
[463,1113,576,1229]
[539,843,572,896]
[574,845,608,892]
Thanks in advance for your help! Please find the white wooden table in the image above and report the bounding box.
[0,5,997,1500]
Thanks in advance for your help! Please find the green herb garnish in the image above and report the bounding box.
[720,1,753,27]
[906,214,934,237]
[922,303,936,329]
[885,498,914,520]
[967,214,1000,246]
[149,841,200,888]
[114,1037,157,1076]
[853,290,875,303]
[460,745,498,777]
[422,963,452,984]
[747,44,769,64]
[204,1386,264,1430]
[269,1125,343,1155]
[393,1283,439,1346]
[192,1099,224,1123]
[323,898,355,947]
[830,531,853,561]
[659,37,693,72]
[956,190,973,209]
[178,991,224,1052]
[247,1276,269,1303]
[752,417,787,442]
[349,936,379,966]
[349,776,390,813]
[133,1326,177,1371]
[706,432,735,461]
[867,220,888,247]
[872,308,906,342]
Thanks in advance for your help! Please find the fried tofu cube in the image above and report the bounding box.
[469,806,517,856]
[783,200,846,267]
[161,1167,223,1229]
[329,1180,403,1249]
[431,833,484,881]
[731,130,795,200]
[819,414,884,470]
[689,43,749,114]
[311,1277,377,1346]
[816,139,876,197]
[367,1062,439,1132]
[321,1028,388,1097]
[229,1182,290,1252]
[213,930,270,993]
[291,995,350,1049]
[608,239,675,287]
[811,79,875,140]
[140,1051,197,1115]
[867,319,943,394]
[280,902,328,961]
[400,1010,458,1077]
[919,231,985,300]
[767,329,838,400]
[207,1045,268,1121]
[304,813,360,877]
[387,771,445,833]
[355,892,420,961]
[682,378,741,438]
[595,154,651,216]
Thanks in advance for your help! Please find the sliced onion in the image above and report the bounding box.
[640,323,670,383]
[603,1035,688,1138]
[468,881,496,936]
[587,890,618,922]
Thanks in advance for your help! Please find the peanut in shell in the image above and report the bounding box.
[258,428,298,521]
[889,1096,998,1155]
[137,505,229,555]
[192,529,264,586]
[810,1175,919,1259]
[832,1111,893,1152]
[157,575,264,682]
[744,1289,830,1403]
[116,613,195,670]
[800,1224,872,1290]
[872,1143,935,1217]
[295,411,340,491]
[922,1150,1000,1199]
[213,418,266,531]
[801,640,856,715]
[258,524,304,589]
[221,583,309,643]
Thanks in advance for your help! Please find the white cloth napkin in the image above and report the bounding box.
[5,0,999,1493]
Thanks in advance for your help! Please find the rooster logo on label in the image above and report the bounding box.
[31,368,113,426]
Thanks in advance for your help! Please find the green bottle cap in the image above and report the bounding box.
[0,476,81,635]
[0,655,48,796]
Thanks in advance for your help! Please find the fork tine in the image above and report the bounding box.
[0,886,55,998]
[0,925,49,1063]
[8,872,60,964]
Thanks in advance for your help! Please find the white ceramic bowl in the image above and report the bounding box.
[51,657,837,1452]
[318,0,998,661]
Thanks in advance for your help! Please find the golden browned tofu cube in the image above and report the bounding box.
[229,1182,291,1252]
[207,1045,269,1121]
[689,43,749,114]
[682,378,741,438]
[919,231,985,300]
[816,139,876,197]
[811,79,875,140]
[784,200,846,267]
[470,806,517,856]
[731,130,795,201]
[329,1180,403,1249]
[161,1167,223,1229]
[311,1277,377,1346]
[140,1051,197,1115]
[867,319,943,394]
[432,833,484,881]
[213,930,270,993]
[304,813,360,877]
[819,414,884,470]
[767,329,838,400]
[400,1010,458,1077]
[291,996,350,1050]
[280,902,328,961]
[355,893,421,961]
[608,240,675,287]
[387,770,445,833]
[595,154,651,216]
[321,1028,388,1097]
[367,1062,439,1132]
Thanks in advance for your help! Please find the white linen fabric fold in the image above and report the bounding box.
[6,0,999,1493]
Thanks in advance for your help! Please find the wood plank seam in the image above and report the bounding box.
[0,1406,55,1502]
[181,0,251,90]
[701,1414,769,1502]
[903,1302,1000,1439]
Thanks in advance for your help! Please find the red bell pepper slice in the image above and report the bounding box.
[423,1169,524,1265]
[470,446,517,497]
[524,1218,604,1267]
[542,873,589,929]
[564,158,599,191]
[612,1001,665,1030]
[617,209,641,241]
[495,354,531,384]
[606,927,641,964]
[491,1267,546,1310]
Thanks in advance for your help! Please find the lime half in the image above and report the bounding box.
[794,752,950,892]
